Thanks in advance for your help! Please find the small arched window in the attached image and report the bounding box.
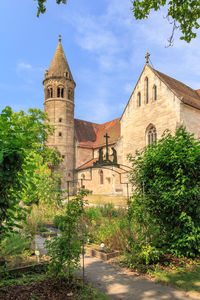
[57,87,64,98]
[100,170,104,185]
[145,77,149,104]
[137,92,141,107]
[153,85,157,100]
[58,132,62,137]
[59,118,62,123]
[47,87,53,99]
[147,125,157,145]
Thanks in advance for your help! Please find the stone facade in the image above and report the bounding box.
[44,37,200,196]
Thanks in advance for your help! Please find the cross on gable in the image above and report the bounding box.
[104,133,110,145]
[104,133,110,161]
[145,52,150,64]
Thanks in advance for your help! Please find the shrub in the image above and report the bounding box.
[128,127,200,257]
[45,190,89,278]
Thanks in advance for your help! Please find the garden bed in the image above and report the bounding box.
[0,271,110,300]
[85,244,120,261]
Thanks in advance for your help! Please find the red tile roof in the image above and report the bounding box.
[75,118,120,148]
[76,157,98,170]
[151,67,200,110]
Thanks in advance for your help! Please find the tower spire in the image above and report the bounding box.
[47,36,74,80]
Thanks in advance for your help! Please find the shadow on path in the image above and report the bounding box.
[77,255,200,300]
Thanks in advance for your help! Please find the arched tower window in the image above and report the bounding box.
[137,92,141,107]
[145,77,149,104]
[47,87,53,99]
[153,85,157,100]
[100,170,104,185]
[57,87,64,98]
[146,125,157,145]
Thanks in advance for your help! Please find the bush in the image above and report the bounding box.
[0,233,32,267]
[45,191,89,278]
[128,127,200,257]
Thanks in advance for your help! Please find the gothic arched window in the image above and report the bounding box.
[100,170,104,185]
[137,92,141,107]
[153,85,157,100]
[145,77,149,104]
[147,125,157,145]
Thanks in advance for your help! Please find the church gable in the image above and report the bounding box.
[119,63,182,164]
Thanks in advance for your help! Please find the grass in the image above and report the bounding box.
[153,264,200,294]
[85,194,127,207]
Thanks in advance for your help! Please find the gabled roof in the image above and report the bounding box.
[75,118,120,148]
[48,36,74,81]
[151,67,200,110]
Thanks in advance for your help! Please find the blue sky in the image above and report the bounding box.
[0,0,200,123]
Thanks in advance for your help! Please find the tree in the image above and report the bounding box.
[132,0,200,43]
[128,127,200,257]
[35,0,67,17]
[0,106,55,238]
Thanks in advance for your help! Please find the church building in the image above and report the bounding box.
[43,36,200,196]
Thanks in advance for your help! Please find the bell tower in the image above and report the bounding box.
[43,35,76,191]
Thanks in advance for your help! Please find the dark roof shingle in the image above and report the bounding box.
[152,67,200,110]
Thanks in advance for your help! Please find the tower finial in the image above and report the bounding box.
[59,35,61,43]
[145,52,150,64]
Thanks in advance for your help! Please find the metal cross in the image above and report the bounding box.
[145,52,150,64]
[104,133,110,161]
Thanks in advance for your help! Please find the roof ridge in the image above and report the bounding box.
[74,118,100,126]
[153,68,198,94]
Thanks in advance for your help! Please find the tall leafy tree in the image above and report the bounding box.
[0,106,55,238]
[132,0,200,43]
[128,127,200,257]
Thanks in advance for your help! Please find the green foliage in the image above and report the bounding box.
[0,106,56,239]
[84,205,128,250]
[0,233,32,268]
[35,0,67,16]
[132,0,200,42]
[24,201,64,236]
[0,233,31,257]
[19,151,62,206]
[128,127,200,257]
[126,242,162,267]
[45,190,89,278]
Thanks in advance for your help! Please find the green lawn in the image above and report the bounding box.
[153,264,200,294]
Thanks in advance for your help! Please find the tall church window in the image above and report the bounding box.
[100,170,104,185]
[153,85,157,100]
[137,92,141,107]
[47,87,53,99]
[145,77,149,104]
[147,125,157,145]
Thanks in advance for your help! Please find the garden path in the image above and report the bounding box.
[79,255,200,300]
[35,237,200,300]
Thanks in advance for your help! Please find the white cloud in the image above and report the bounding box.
[17,62,32,70]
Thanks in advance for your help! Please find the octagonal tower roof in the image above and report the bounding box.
[48,35,74,81]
